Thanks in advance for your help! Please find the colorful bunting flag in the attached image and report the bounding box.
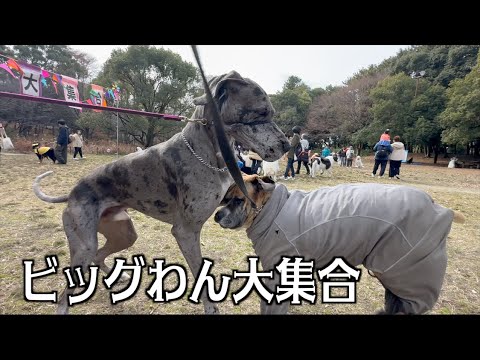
[1,53,123,111]
[91,84,106,112]
[0,63,18,79]
[7,58,23,74]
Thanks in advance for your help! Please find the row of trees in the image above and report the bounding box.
[0,45,201,147]
[1,45,479,158]
[271,45,480,162]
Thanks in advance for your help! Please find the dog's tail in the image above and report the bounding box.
[33,171,69,203]
[452,211,466,224]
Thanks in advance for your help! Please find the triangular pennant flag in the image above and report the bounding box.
[7,58,23,74]
[0,63,18,78]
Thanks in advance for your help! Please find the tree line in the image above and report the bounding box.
[1,45,479,160]
[271,45,480,162]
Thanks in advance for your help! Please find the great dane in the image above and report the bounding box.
[33,70,290,314]
[215,175,465,314]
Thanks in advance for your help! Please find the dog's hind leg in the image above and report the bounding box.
[172,224,219,314]
[383,288,414,315]
[95,208,138,279]
[57,207,99,314]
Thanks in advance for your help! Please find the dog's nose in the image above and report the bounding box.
[214,211,224,223]
[282,141,291,154]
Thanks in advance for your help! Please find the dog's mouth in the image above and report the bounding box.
[216,216,245,230]
[214,201,248,229]
[227,122,290,161]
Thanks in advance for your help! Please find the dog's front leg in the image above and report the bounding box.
[172,224,219,314]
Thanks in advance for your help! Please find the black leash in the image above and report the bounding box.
[191,45,257,209]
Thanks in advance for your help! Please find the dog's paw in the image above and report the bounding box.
[204,303,220,315]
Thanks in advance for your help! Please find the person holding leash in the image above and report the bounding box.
[55,120,70,164]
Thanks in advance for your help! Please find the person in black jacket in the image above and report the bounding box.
[371,140,393,178]
[55,120,69,164]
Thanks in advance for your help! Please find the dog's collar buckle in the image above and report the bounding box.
[180,116,208,126]
[252,205,264,215]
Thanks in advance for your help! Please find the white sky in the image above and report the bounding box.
[70,45,408,94]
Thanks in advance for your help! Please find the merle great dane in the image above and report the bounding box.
[33,71,290,314]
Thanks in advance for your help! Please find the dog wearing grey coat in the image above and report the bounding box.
[33,71,290,314]
[215,175,465,315]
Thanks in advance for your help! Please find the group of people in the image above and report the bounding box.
[56,120,86,164]
[278,126,406,181]
[337,146,355,167]
[371,129,405,179]
[33,120,85,165]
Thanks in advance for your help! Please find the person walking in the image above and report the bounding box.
[70,129,85,160]
[389,135,405,179]
[372,139,393,178]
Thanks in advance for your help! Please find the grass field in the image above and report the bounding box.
[0,151,478,314]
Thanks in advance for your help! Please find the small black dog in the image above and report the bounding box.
[32,143,56,164]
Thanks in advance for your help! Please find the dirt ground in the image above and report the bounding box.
[0,151,478,314]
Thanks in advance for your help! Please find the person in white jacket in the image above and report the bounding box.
[389,135,405,179]
[70,129,85,160]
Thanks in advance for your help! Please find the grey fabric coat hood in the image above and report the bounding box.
[246,183,454,313]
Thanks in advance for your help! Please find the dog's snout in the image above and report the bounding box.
[282,141,291,154]
[214,210,224,223]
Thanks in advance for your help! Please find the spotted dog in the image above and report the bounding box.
[33,71,290,314]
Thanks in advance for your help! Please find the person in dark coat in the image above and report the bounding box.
[371,140,393,177]
[55,120,70,164]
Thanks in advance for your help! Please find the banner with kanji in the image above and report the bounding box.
[61,75,81,110]
[17,61,42,97]
[1,52,125,113]
[90,84,106,112]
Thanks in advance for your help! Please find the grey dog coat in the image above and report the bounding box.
[246,183,454,313]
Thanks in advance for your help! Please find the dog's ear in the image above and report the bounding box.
[260,175,275,184]
[193,71,248,106]
[253,176,275,192]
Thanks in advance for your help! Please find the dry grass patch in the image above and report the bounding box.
[0,152,478,314]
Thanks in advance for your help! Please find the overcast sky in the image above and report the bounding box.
[70,45,408,94]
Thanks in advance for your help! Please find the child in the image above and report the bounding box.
[32,143,57,164]
[380,129,391,142]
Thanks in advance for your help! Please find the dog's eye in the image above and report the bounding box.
[233,198,244,205]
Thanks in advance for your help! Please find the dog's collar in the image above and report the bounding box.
[181,129,228,172]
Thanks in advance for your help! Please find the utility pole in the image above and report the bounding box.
[411,70,426,97]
